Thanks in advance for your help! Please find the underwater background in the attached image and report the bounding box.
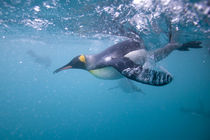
[0,0,210,139]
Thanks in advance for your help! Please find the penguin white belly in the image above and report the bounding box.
[124,49,147,65]
[89,67,123,80]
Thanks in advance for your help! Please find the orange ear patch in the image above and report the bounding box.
[79,55,86,63]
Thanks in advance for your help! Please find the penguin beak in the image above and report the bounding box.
[53,64,72,74]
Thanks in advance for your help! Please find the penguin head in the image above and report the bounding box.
[53,54,86,73]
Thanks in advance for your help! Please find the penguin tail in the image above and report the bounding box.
[177,41,202,51]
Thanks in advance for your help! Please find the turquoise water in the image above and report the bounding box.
[0,0,210,139]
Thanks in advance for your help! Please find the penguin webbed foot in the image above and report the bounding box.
[177,41,202,51]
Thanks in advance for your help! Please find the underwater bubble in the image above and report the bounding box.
[33,6,40,12]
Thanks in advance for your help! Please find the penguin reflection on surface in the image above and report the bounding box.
[54,39,202,86]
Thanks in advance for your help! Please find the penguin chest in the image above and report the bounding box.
[124,49,147,65]
[89,67,123,80]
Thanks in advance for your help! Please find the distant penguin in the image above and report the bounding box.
[53,40,202,86]
[27,50,51,68]
[108,78,145,94]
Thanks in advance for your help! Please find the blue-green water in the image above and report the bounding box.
[0,0,210,139]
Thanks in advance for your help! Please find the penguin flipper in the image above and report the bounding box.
[109,57,173,86]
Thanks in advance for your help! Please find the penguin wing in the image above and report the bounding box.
[108,57,173,86]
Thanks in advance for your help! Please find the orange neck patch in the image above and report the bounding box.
[79,55,86,63]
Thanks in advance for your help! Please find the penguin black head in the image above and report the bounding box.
[53,54,86,74]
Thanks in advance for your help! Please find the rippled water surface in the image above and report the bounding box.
[0,0,210,139]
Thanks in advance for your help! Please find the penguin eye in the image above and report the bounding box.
[79,55,86,63]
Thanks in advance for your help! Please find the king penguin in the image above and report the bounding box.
[53,39,202,86]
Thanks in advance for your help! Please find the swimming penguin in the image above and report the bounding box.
[53,40,202,86]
